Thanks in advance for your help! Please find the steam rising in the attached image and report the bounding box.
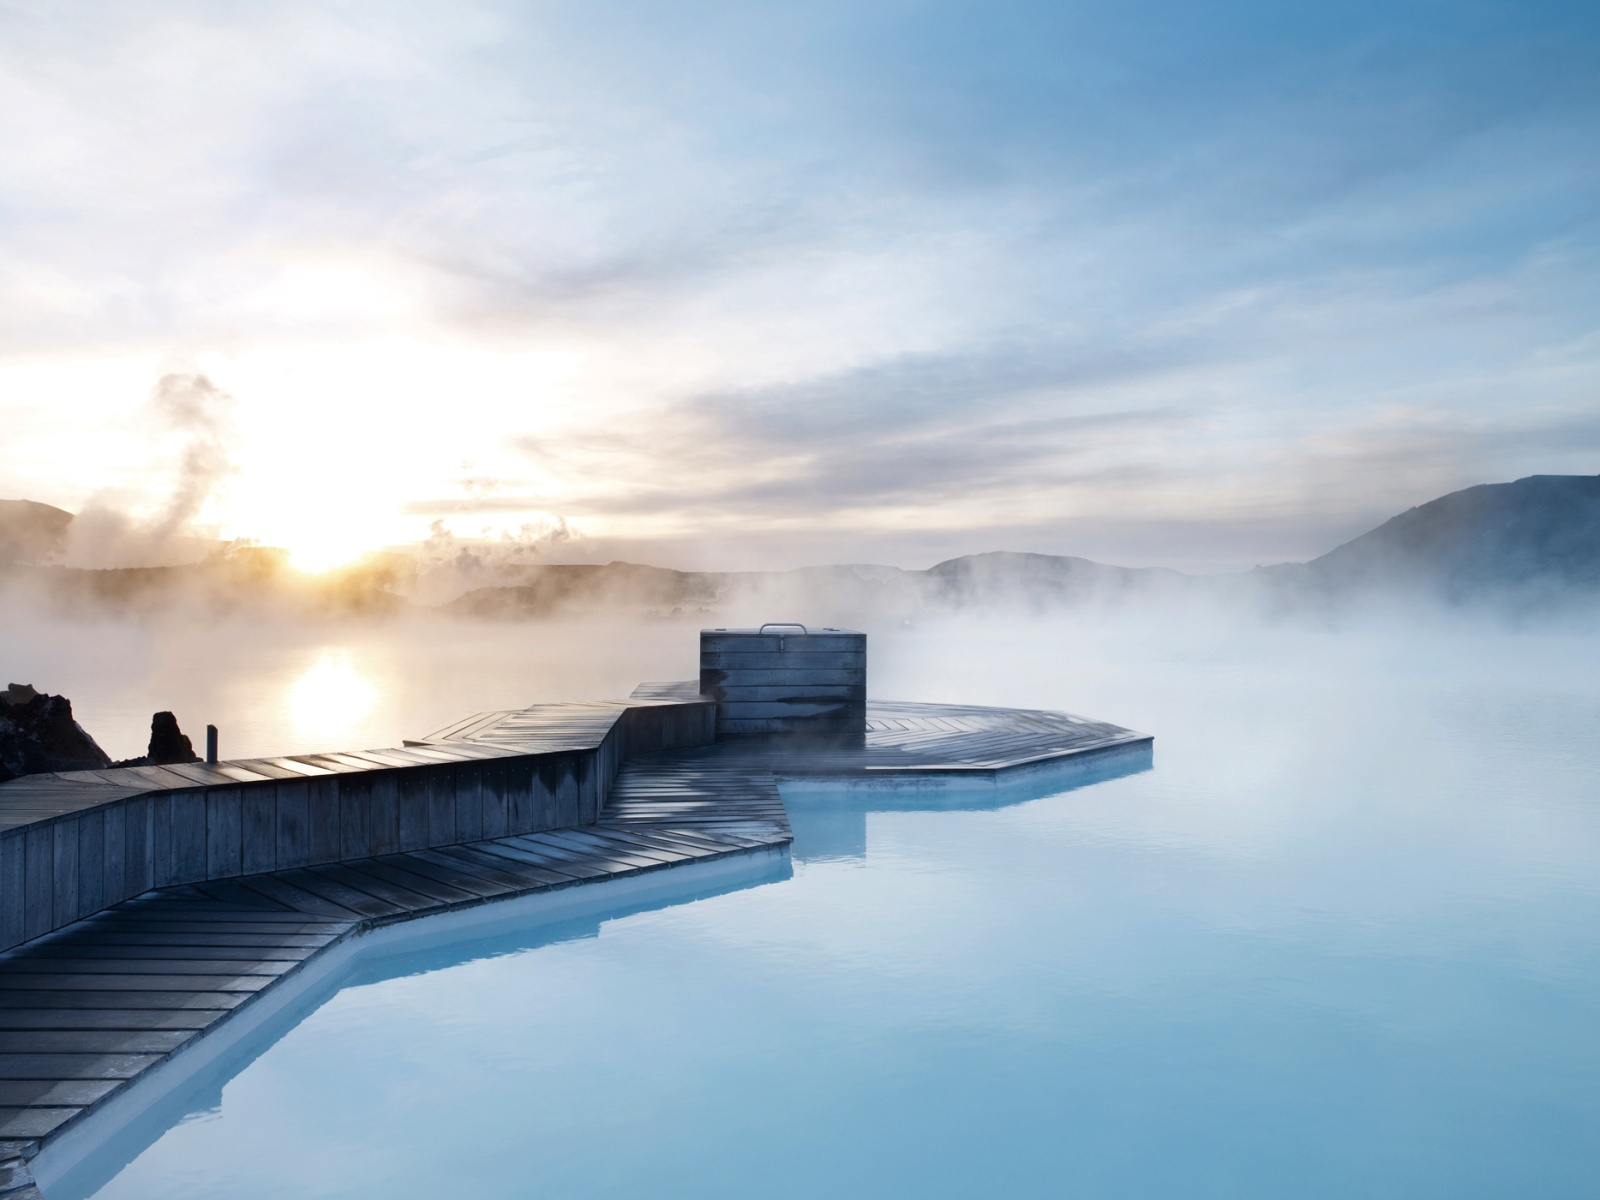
[412,516,581,605]
[65,372,239,569]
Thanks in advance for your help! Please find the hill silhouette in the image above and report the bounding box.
[1257,475,1600,609]
[3,475,1597,617]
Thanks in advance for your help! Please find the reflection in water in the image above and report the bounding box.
[51,853,794,1200]
[783,743,1153,863]
[286,651,376,742]
[52,759,1135,1200]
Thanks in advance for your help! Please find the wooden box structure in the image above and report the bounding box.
[699,624,867,740]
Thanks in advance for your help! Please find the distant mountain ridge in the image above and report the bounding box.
[0,500,71,567]
[3,475,1597,615]
[1256,474,1600,608]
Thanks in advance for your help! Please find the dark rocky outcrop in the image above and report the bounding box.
[109,711,202,769]
[0,683,112,782]
[146,711,199,765]
[1256,475,1600,610]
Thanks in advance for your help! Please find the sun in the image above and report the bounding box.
[288,651,377,740]
[283,529,376,575]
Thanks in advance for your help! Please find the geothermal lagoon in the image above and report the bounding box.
[13,614,1596,1200]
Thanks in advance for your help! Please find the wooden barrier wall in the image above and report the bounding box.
[0,697,716,954]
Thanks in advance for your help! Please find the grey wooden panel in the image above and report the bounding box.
[453,768,483,843]
[499,760,532,837]
[307,777,340,865]
[51,820,79,930]
[367,774,400,857]
[699,631,864,653]
[481,763,511,840]
[22,827,51,944]
[313,863,438,913]
[369,854,504,902]
[203,790,241,881]
[275,780,310,869]
[0,1010,224,1032]
[100,804,125,913]
[15,943,311,963]
[338,776,370,860]
[412,845,559,893]
[0,989,248,1010]
[148,793,172,889]
[240,788,275,875]
[0,1079,121,1105]
[395,770,429,853]
[233,874,361,921]
[462,840,585,885]
[275,867,405,920]
[0,834,22,952]
[0,1107,80,1138]
[75,810,104,920]
[425,772,455,847]
[125,793,153,896]
[0,972,272,993]
[0,1052,161,1080]
[700,651,865,670]
[711,684,863,702]
[170,792,207,885]
[0,1030,191,1054]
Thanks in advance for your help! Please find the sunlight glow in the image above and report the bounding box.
[288,651,377,741]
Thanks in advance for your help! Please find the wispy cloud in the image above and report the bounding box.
[0,0,1597,570]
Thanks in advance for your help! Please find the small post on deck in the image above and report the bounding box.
[205,725,218,764]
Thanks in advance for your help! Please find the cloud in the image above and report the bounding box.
[2,0,1599,570]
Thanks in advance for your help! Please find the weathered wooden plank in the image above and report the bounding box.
[307,777,340,865]
[0,1053,162,1080]
[0,1107,81,1138]
[0,1010,225,1032]
[21,826,52,945]
[169,792,207,885]
[204,791,242,881]
[0,1030,192,1055]
[395,770,430,853]
[240,789,275,875]
[232,874,362,921]
[470,840,596,882]
[51,819,80,930]
[300,864,435,908]
[273,868,408,920]
[343,859,479,907]
[0,990,246,1010]
[13,943,312,964]
[410,845,562,893]
[0,959,294,978]
[0,1079,121,1106]
[0,834,23,953]
[374,853,508,901]
[0,974,272,993]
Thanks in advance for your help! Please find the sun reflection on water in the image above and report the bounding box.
[288,651,377,742]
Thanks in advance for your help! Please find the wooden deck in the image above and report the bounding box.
[0,689,1145,1195]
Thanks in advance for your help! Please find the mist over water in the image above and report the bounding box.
[38,603,1600,1200]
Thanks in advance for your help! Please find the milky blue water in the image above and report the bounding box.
[62,621,1600,1199]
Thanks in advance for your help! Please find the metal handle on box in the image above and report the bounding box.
[758,621,808,652]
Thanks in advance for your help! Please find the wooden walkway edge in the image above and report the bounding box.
[0,692,1147,1196]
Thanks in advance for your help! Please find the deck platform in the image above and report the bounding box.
[0,689,1146,1196]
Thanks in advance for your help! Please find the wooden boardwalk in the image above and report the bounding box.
[0,689,1144,1196]
[0,757,789,1196]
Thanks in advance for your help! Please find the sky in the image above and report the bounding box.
[1,0,1598,573]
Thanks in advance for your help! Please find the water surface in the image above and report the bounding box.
[24,614,1600,1199]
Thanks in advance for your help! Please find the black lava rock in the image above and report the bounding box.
[147,711,199,765]
[0,684,113,782]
